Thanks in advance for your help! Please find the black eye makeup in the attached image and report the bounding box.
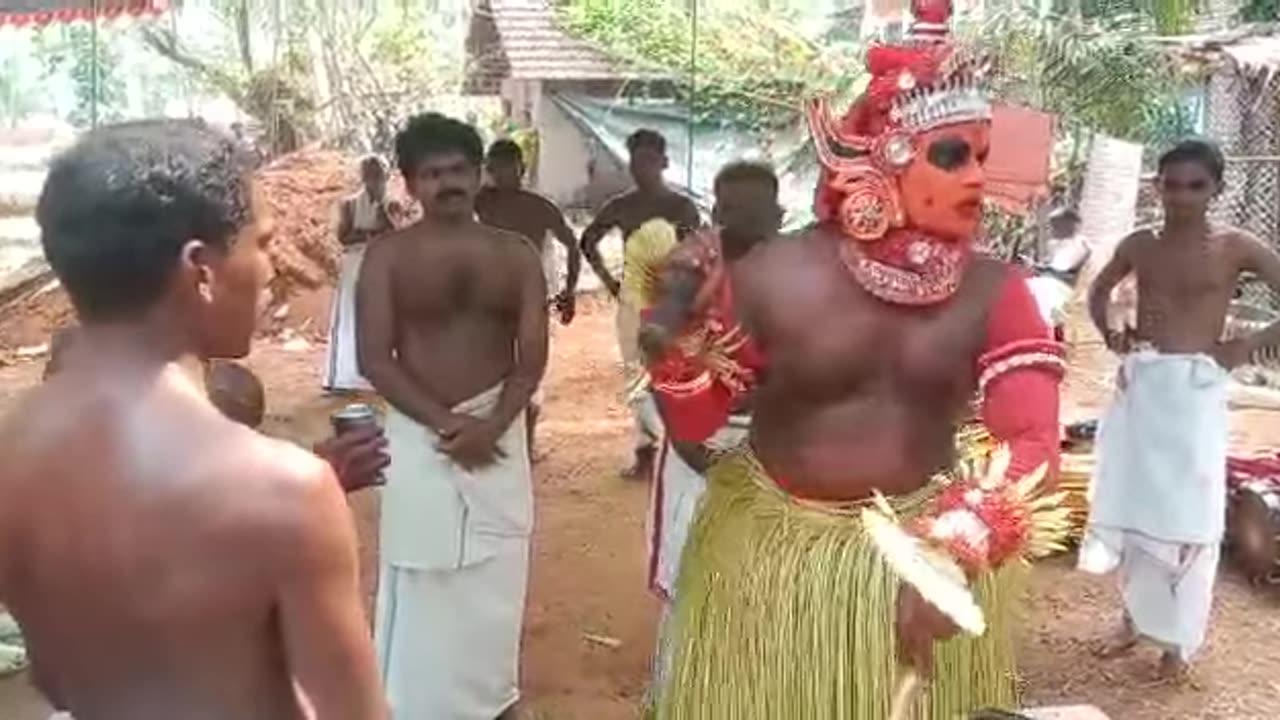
[926,136,972,171]
[1160,178,1211,192]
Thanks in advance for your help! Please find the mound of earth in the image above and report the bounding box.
[0,147,418,354]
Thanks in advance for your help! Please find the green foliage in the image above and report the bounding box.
[973,8,1200,147]
[64,25,127,127]
[557,0,859,129]
[364,3,450,99]
[1239,0,1279,21]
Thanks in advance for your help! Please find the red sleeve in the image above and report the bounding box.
[978,268,1065,488]
[642,276,765,444]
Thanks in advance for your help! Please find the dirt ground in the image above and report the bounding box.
[4,295,1280,719]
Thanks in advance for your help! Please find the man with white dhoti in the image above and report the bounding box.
[1081,139,1280,678]
[326,155,398,393]
[581,129,701,480]
[358,113,548,719]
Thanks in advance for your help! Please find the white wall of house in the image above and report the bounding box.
[501,78,630,211]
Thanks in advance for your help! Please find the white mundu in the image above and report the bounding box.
[1078,349,1230,661]
[325,191,388,392]
[374,384,533,719]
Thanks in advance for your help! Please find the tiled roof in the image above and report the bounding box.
[466,0,644,91]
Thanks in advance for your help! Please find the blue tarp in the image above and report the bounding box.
[549,92,819,230]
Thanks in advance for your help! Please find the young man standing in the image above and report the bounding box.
[357,113,548,719]
[476,139,582,459]
[645,161,782,695]
[326,155,399,393]
[1082,139,1280,678]
[580,129,701,479]
[0,120,385,719]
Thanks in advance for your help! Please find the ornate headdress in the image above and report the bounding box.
[808,0,993,305]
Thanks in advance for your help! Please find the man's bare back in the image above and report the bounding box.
[0,359,365,719]
[734,226,1006,500]
[0,120,384,720]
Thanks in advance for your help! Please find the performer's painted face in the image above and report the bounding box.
[407,150,481,220]
[898,122,990,242]
[1158,159,1218,222]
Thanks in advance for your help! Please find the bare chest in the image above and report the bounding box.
[1135,241,1237,302]
[743,248,991,399]
[477,197,551,248]
[617,198,690,237]
[391,241,519,319]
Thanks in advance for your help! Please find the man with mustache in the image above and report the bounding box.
[638,2,1066,716]
[580,128,702,480]
[1081,139,1280,679]
[0,120,385,719]
[357,113,548,719]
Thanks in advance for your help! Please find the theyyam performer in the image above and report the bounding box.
[636,1,1069,716]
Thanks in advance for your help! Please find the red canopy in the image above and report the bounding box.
[0,0,170,27]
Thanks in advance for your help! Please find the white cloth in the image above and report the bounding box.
[375,385,532,719]
[349,191,383,231]
[324,245,373,392]
[541,240,561,300]
[647,415,751,599]
[1078,350,1229,659]
[616,298,663,451]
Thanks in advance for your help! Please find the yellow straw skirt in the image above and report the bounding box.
[656,449,1022,720]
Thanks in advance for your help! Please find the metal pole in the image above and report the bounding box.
[90,0,100,128]
[686,0,696,192]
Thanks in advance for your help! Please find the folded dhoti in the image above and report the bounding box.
[648,415,751,599]
[1078,350,1229,660]
[656,449,1021,720]
[324,244,373,392]
[375,384,532,719]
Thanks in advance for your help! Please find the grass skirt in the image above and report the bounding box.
[656,449,1022,720]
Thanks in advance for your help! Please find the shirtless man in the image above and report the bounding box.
[0,120,384,719]
[580,129,701,478]
[357,113,547,718]
[476,138,581,322]
[476,138,582,459]
[643,161,781,697]
[1081,139,1280,678]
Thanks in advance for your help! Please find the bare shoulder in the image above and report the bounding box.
[1221,225,1267,253]
[363,222,417,264]
[482,224,542,267]
[233,431,347,547]
[1117,226,1157,258]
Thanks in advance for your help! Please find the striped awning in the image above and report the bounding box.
[0,0,170,27]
